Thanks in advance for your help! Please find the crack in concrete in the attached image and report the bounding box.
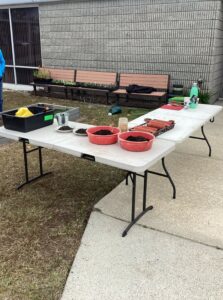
[93,208,223,252]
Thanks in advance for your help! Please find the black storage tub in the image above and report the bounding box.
[2,105,54,132]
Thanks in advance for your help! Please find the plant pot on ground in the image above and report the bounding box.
[172,84,184,96]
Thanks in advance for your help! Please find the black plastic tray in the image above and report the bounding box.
[2,105,54,133]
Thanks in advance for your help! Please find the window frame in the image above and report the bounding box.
[1,5,41,84]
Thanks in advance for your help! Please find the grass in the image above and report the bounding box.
[0,91,149,300]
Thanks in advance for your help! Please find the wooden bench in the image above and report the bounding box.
[69,70,118,104]
[32,68,75,99]
[113,73,170,106]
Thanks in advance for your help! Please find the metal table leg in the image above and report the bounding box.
[122,171,153,237]
[190,125,212,157]
[161,157,176,199]
[17,139,52,189]
[126,157,176,199]
[146,157,176,199]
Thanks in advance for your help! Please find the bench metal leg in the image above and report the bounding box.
[17,139,51,189]
[33,84,37,96]
[190,126,212,157]
[70,89,74,100]
[106,92,109,105]
[116,94,120,105]
[122,171,153,237]
[64,87,68,99]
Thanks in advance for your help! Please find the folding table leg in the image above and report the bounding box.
[189,126,212,157]
[147,157,176,199]
[17,139,51,189]
[161,157,176,199]
[126,157,176,199]
[201,126,212,157]
[122,171,153,237]
[125,172,134,185]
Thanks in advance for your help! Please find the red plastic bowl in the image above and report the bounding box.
[119,131,155,152]
[87,126,120,145]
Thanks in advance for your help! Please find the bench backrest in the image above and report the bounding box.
[119,73,170,91]
[75,70,117,85]
[40,68,75,82]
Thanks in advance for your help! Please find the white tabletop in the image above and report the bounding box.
[0,121,175,173]
[129,104,222,143]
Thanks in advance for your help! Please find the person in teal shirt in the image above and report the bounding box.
[0,50,6,112]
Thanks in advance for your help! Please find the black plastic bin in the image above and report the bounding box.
[2,105,54,132]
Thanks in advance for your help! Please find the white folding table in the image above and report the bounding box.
[129,104,222,149]
[0,121,175,236]
[128,103,222,198]
[0,103,221,235]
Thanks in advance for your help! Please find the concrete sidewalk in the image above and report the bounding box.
[62,110,223,300]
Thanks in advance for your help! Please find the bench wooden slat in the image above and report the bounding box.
[113,89,166,97]
[76,70,117,85]
[70,87,109,92]
[39,68,75,82]
[120,73,169,90]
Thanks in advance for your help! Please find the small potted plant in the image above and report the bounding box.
[33,69,52,84]
[198,91,211,104]
[78,82,117,91]
[51,79,65,86]
[64,81,78,87]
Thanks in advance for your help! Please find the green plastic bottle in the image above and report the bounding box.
[189,83,199,98]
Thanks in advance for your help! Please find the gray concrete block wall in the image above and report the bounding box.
[39,0,222,99]
[209,2,223,101]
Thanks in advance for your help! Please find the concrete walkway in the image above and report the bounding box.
[62,108,223,300]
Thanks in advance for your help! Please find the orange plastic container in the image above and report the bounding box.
[119,131,155,152]
[87,126,120,145]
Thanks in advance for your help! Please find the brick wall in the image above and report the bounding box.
[39,0,222,102]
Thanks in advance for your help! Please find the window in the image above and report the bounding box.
[11,8,41,67]
[0,9,13,65]
[0,7,41,84]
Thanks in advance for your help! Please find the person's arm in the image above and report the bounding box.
[0,50,6,79]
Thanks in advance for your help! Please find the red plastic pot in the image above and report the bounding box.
[119,131,155,152]
[87,126,120,145]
